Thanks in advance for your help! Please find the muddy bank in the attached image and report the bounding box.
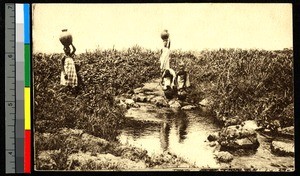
[35,128,196,170]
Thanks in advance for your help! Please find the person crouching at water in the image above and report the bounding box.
[60,43,78,91]
[161,68,176,99]
[175,61,190,100]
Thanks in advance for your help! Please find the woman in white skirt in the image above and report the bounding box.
[160,37,171,72]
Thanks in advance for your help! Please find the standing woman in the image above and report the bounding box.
[60,44,78,88]
[59,29,78,92]
[159,30,171,72]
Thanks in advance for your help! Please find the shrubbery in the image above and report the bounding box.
[170,48,294,130]
[33,46,161,140]
[34,47,293,141]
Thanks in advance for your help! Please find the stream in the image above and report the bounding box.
[118,107,294,170]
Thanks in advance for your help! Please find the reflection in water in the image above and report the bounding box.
[124,119,160,139]
[174,111,188,143]
[159,111,189,151]
[118,109,294,169]
[118,110,221,167]
[160,122,170,151]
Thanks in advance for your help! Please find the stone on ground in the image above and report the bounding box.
[207,132,219,142]
[279,126,294,138]
[181,105,197,110]
[271,140,294,157]
[125,99,135,105]
[218,124,259,150]
[224,116,242,127]
[151,96,169,107]
[209,141,217,147]
[149,151,194,168]
[67,152,146,170]
[198,97,213,107]
[37,150,59,170]
[133,87,143,94]
[242,120,261,131]
[132,94,156,103]
[215,151,233,163]
[168,99,181,108]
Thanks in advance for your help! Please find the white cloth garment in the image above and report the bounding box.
[160,47,170,71]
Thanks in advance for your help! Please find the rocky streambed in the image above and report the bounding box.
[116,78,295,171]
[35,78,294,171]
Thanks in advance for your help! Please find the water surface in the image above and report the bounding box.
[119,109,221,168]
[118,108,294,170]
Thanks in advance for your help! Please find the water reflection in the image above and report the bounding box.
[118,109,294,169]
[174,111,188,143]
[119,109,220,167]
[160,121,170,151]
[123,119,160,139]
[159,110,189,151]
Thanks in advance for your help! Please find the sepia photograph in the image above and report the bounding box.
[32,3,294,171]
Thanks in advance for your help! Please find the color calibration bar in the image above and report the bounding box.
[24,3,31,173]
[16,3,31,173]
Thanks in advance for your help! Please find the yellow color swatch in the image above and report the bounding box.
[25,87,31,130]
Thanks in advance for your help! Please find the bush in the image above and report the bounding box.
[33,47,161,141]
[169,48,293,130]
[34,47,294,139]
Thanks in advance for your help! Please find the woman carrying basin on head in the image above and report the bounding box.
[59,29,78,92]
[159,30,171,72]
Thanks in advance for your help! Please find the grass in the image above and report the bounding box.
[33,46,293,170]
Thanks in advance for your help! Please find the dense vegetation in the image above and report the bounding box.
[170,48,294,130]
[34,47,293,141]
[34,46,161,141]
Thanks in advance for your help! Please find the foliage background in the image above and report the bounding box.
[33,47,294,140]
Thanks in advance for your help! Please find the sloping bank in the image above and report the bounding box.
[35,128,195,170]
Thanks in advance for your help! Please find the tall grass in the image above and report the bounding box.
[34,47,293,141]
[170,48,294,129]
[33,46,161,141]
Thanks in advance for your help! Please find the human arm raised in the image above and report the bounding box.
[167,39,171,49]
[70,43,76,56]
[61,56,68,79]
